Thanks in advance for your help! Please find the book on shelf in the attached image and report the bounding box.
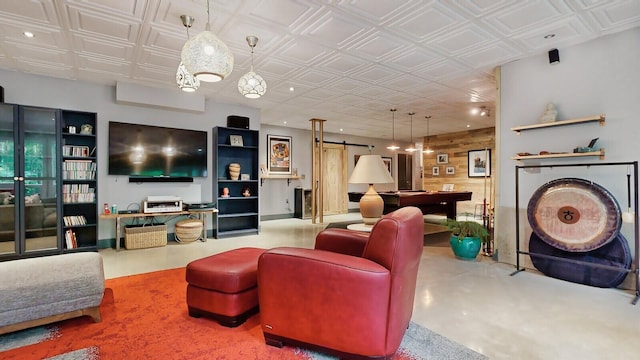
[62,145,90,157]
[65,229,78,249]
[62,183,96,203]
[62,160,97,180]
[63,215,87,226]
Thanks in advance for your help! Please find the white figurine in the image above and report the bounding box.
[540,103,558,123]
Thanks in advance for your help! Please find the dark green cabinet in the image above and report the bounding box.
[212,127,259,238]
[0,104,97,261]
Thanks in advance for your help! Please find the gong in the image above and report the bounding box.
[527,178,621,252]
[529,232,631,288]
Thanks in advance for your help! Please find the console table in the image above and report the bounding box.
[99,209,218,251]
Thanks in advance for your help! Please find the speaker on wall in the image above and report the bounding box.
[227,115,250,129]
[548,48,560,64]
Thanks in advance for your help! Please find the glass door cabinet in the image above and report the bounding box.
[0,104,61,259]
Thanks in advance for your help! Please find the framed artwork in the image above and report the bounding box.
[229,135,243,147]
[382,156,392,175]
[437,153,448,164]
[267,134,292,174]
[468,149,491,178]
[445,166,455,175]
[432,166,440,176]
[442,183,454,192]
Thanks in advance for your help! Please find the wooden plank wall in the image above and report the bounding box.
[422,127,495,217]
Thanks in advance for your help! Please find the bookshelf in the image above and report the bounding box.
[212,126,259,238]
[61,110,98,251]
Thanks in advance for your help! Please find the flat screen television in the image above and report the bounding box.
[108,121,207,179]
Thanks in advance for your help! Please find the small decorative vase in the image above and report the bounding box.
[449,236,482,260]
[228,163,241,180]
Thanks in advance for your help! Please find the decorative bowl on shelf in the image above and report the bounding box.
[80,124,93,134]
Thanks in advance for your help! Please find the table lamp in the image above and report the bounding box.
[349,154,394,225]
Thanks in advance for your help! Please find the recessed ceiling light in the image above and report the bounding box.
[289,87,294,92]
[339,128,343,132]
[23,31,35,38]
[283,121,287,124]
[470,108,479,115]
[544,34,555,39]
[466,124,471,128]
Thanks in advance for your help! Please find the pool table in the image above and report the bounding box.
[348,190,472,219]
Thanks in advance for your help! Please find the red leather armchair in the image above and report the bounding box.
[257,207,424,360]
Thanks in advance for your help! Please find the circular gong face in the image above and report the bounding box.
[527,178,621,252]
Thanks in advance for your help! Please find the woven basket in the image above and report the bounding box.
[125,224,167,249]
[175,219,203,243]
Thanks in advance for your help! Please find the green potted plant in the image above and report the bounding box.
[442,218,489,260]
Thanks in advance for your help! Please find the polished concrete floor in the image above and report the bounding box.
[100,213,640,360]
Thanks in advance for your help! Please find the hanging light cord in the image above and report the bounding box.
[426,115,431,148]
[409,112,415,142]
[250,45,255,71]
[391,108,397,142]
[206,0,211,30]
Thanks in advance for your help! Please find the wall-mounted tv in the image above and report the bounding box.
[108,121,207,179]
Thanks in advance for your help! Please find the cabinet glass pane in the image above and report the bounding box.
[23,108,58,252]
[24,178,58,251]
[0,104,16,254]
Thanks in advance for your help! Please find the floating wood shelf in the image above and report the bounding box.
[511,114,605,133]
[511,149,605,161]
[260,174,305,186]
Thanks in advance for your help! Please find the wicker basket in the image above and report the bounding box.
[124,224,167,249]
[175,219,203,243]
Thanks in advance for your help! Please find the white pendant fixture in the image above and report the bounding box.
[423,115,434,154]
[238,36,267,99]
[386,108,400,150]
[181,0,233,82]
[405,112,418,152]
[176,15,200,92]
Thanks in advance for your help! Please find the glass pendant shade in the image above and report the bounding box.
[238,68,267,98]
[238,36,267,99]
[176,62,200,92]
[181,24,234,82]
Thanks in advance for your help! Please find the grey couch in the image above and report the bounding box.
[0,252,105,335]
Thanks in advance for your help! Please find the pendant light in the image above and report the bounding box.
[423,115,434,154]
[238,36,267,98]
[386,108,400,150]
[176,15,200,92]
[181,0,234,82]
[405,112,417,152]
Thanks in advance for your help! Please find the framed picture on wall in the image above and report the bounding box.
[267,134,292,175]
[382,156,392,175]
[437,153,448,164]
[468,149,491,178]
[445,166,455,175]
[432,166,440,176]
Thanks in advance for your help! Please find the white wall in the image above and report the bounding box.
[1,69,419,239]
[259,124,411,217]
[497,28,640,267]
[0,69,259,241]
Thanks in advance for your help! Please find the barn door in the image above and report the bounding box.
[322,144,348,215]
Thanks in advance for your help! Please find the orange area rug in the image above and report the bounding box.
[0,267,486,360]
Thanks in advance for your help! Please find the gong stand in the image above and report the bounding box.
[511,161,639,305]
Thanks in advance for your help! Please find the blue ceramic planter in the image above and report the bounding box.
[449,235,482,260]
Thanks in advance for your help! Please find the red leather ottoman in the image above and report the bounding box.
[186,247,265,327]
